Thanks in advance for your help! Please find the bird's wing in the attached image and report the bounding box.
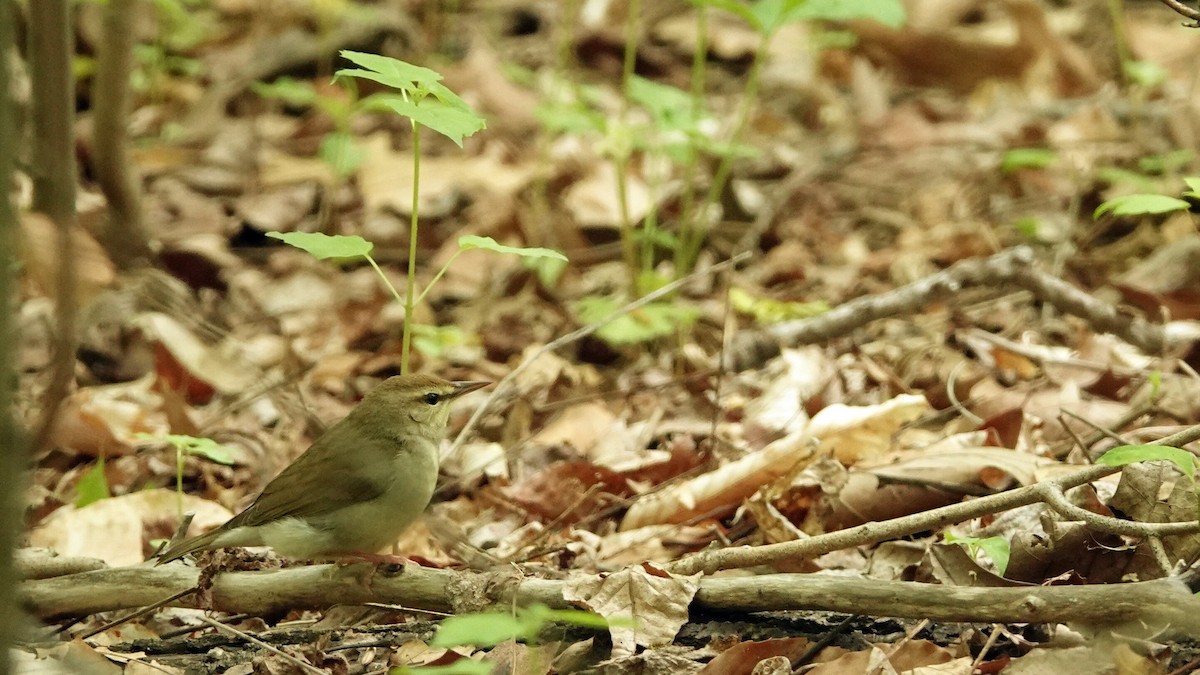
[224,421,396,529]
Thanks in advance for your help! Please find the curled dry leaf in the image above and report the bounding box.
[562,562,701,658]
[743,347,834,438]
[806,393,929,465]
[49,376,170,457]
[620,428,816,531]
[620,394,928,531]
[136,312,261,401]
[531,401,617,456]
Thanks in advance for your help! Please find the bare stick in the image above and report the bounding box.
[665,425,1200,575]
[19,559,1200,635]
[728,246,1184,370]
[447,252,751,456]
[1156,0,1200,25]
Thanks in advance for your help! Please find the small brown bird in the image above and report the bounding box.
[155,374,487,564]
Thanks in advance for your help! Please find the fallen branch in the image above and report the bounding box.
[19,561,1200,637]
[728,246,1186,370]
[665,425,1200,575]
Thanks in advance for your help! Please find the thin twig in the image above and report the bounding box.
[667,425,1200,575]
[78,587,197,640]
[448,251,751,456]
[1156,0,1200,24]
[198,615,326,675]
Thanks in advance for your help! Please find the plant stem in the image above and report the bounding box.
[679,31,771,272]
[364,254,405,307]
[415,251,463,307]
[402,121,423,376]
[615,0,642,291]
[1106,0,1131,86]
[675,5,708,278]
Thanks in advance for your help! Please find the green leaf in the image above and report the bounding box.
[1093,194,1191,219]
[1183,176,1200,198]
[337,52,486,147]
[535,101,605,135]
[688,0,761,30]
[523,256,568,288]
[786,0,906,28]
[266,232,374,259]
[177,437,235,464]
[575,296,701,344]
[1094,167,1157,192]
[1012,216,1042,240]
[1123,59,1166,88]
[337,51,445,91]
[251,77,320,108]
[751,0,791,34]
[1138,150,1194,175]
[318,132,365,179]
[75,457,111,508]
[458,235,568,261]
[411,324,471,359]
[628,75,698,132]
[729,287,830,324]
[944,533,1011,576]
[430,612,537,648]
[1000,148,1057,173]
[366,94,487,147]
[399,661,493,675]
[137,433,237,464]
[526,606,614,630]
[1097,444,1196,481]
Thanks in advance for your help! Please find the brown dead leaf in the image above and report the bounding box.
[136,313,261,401]
[562,562,701,658]
[49,378,170,457]
[620,428,816,531]
[29,488,233,567]
[1112,461,1200,581]
[501,460,630,523]
[18,212,117,305]
[807,641,956,675]
[695,637,813,675]
[563,161,651,229]
[358,133,536,217]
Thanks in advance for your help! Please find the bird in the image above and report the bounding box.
[155,374,488,564]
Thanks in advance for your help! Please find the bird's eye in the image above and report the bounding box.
[423,392,441,405]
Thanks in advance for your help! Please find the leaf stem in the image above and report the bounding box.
[402,119,423,376]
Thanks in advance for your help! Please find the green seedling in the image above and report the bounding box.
[943,533,1011,576]
[1093,176,1198,218]
[137,433,236,518]
[267,231,565,371]
[1000,147,1057,174]
[75,456,111,509]
[729,287,829,324]
[575,294,701,345]
[397,603,626,674]
[264,52,545,373]
[675,0,905,272]
[1098,444,1200,521]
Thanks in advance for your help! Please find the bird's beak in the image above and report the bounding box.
[449,381,490,398]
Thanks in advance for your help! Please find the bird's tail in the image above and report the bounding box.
[154,528,222,565]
